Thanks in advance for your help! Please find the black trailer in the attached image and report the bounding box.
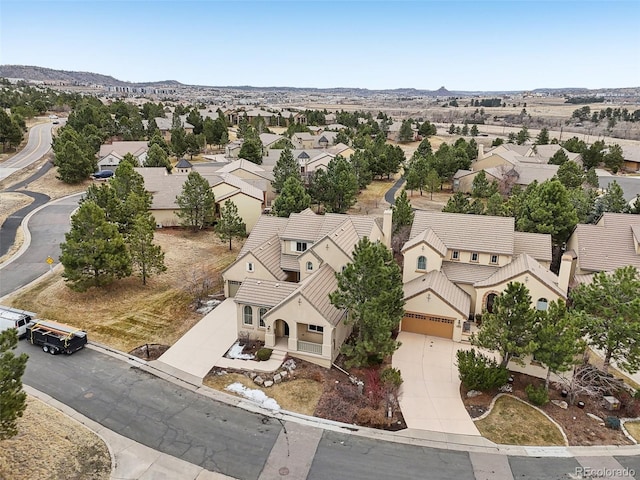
[26,320,88,355]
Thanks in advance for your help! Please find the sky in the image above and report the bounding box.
[1,0,639,91]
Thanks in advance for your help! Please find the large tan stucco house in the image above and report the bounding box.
[222,209,393,367]
[400,211,566,342]
[98,141,148,171]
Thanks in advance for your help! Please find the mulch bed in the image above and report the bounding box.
[462,372,637,446]
[129,343,170,361]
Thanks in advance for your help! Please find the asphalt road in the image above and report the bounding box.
[0,121,58,181]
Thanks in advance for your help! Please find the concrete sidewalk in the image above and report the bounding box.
[24,385,234,480]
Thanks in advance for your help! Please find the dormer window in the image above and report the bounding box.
[490,255,498,265]
[296,242,308,252]
[471,252,479,263]
[417,256,427,270]
[306,261,313,271]
[246,262,254,272]
[452,251,460,261]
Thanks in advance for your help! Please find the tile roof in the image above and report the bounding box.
[175,158,192,169]
[473,253,565,297]
[99,141,148,159]
[234,279,298,308]
[297,264,345,326]
[514,232,552,263]
[280,254,300,272]
[401,227,447,256]
[251,235,287,281]
[238,216,288,257]
[573,213,640,272]
[404,270,471,317]
[410,211,515,255]
[323,219,360,257]
[440,262,499,284]
[259,133,284,146]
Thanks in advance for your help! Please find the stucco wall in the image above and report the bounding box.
[402,244,444,283]
[404,293,467,342]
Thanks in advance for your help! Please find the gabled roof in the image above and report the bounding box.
[175,158,192,169]
[99,141,148,159]
[259,133,284,147]
[572,213,640,272]
[473,253,565,297]
[404,270,471,317]
[280,254,300,272]
[234,279,298,308]
[318,219,360,259]
[217,158,266,174]
[410,211,515,255]
[213,173,264,202]
[440,262,499,284]
[238,216,288,257]
[514,232,552,263]
[250,235,287,281]
[401,227,447,256]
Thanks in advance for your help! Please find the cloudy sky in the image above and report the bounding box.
[1,0,639,91]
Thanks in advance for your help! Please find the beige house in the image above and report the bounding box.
[222,209,393,367]
[211,159,275,206]
[400,211,563,342]
[98,141,148,171]
[136,167,264,231]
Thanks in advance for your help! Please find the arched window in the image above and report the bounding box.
[536,298,549,311]
[486,293,498,314]
[259,307,268,328]
[417,256,427,270]
[306,261,313,271]
[243,306,253,325]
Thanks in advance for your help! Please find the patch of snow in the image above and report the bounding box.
[225,341,255,360]
[226,383,281,410]
[196,299,222,314]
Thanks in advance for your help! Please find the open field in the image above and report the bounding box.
[475,395,566,446]
[0,396,111,480]
[4,229,239,352]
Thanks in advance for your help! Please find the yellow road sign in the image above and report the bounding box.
[46,256,54,265]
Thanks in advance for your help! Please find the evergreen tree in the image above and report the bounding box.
[398,120,414,143]
[599,180,627,213]
[239,138,263,164]
[144,143,172,171]
[216,200,246,250]
[148,131,171,155]
[534,300,585,390]
[442,192,470,213]
[0,329,28,440]
[516,126,530,145]
[425,168,441,200]
[272,146,299,193]
[311,156,359,213]
[535,127,550,145]
[470,124,479,137]
[556,161,584,189]
[472,282,538,367]
[571,266,640,374]
[175,172,216,230]
[604,144,624,173]
[415,138,432,157]
[392,189,413,233]
[350,149,373,190]
[60,201,132,291]
[471,170,492,198]
[273,177,311,217]
[127,212,167,285]
[329,238,404,367]
[170,127,187,157]
[55,138,96,184]
[485,192,506,216]
[146,117,159,138]
[468,198,485,215]
[448,124,456,135]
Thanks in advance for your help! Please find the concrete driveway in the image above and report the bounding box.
[392,332,480,436]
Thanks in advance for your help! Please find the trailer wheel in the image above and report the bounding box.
[49,347,57,355]
[42,345,49,353]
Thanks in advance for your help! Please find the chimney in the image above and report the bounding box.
[557,250,577,295]
[478,143,485,160]
[382,209,393,249]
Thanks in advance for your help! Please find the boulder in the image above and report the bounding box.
[273,374,282,384]
[254,376,264,386]
[249,372,257,380]
[280,370,288,379]
[551,399,568,410]
[466,390,482,398]
[264,380,274,388]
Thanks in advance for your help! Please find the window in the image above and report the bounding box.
[246,262,254,272]
[308,324,324,333]
[306,261,313,271]
[452,251,460,261]
[243,306,253,325]
[490,255,498,265]
[259,307,268,328]
[471,252,479,263]
[295,242,308,252]
[417,256,427,270]
[536,298,549,311]
[486,293,497,314]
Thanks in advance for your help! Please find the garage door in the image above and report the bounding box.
[228,280,242,297]
[402,312,454,339]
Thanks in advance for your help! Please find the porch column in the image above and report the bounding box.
[321,330,331,358]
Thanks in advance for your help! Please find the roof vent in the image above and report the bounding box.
[256,281,262,284]
[275,283,280,287]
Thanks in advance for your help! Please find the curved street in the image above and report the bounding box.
[0,120,57,181]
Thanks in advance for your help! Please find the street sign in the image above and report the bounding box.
[46,256,54,265]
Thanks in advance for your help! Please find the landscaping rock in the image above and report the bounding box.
[283,359,296,370]
[551,400,568,410]
[254,376,264,386]
[587,413,604,422]
[280,370,288,379]
[466,390,482,398]
[499,384,513,393]
[264,380,274,388]
[273,374,282,384]
[249,372,257,380]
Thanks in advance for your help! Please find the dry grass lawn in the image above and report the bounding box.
[625,421,640,443]
[0,192,33,226]
[204,372,323,416]
[349,178,396,215]
[4,230,239,352]
[475,395,566,446]
[0,396,111,480]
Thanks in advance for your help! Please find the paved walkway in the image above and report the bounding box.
[393,332,480,436]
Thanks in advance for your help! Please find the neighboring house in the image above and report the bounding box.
[621,145,640,172]
[326,143,354,158]
[222,209,393,367]
[560,213,640,288]
[98,141,148,171]
[174,158,192,174]
[225,140,243,159]
[136,167,264,231]
[291,132,315,149]
[208,159,276,206]
[259,133,285,151]
[143,117,194,141]
[400,211,562,342]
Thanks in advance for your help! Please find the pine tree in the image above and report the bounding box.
[127,213,167,285]
[470,124,479,137]
[216,200,246,250]
[175,172,216,230]
[0,329,28,440]
[442,192,470,213]
[535,127,550,145]
[273,177,311,218]
[329,238,404,367]
[60,201,132,291]
[144,143,171,170]
[485,192,505,216]
[599,180,627,213]
[311,156,358,213]
[425,169,440,200]
[392,189,413,232]
[272,146,299,193]
[471,170,492,198]
[548,149,570,165]
[398,120,414,143]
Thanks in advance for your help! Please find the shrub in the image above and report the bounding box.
[456,348,509,391]
[256,348,272,361]
[315,391,358,424]
[365,369,384,408]
[356,407,390,427]
[380,367,403,390]
[605,416,621,430]
[525,384,550,406]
